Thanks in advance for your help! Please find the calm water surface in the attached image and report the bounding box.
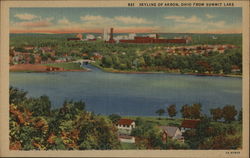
[10,65,242,116]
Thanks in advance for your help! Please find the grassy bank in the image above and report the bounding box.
[44,62,85,70]
[91,63,242,78]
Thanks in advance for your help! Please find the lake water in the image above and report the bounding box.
[10,65,242,117]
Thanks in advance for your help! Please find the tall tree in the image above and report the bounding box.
[191,103,202,119]
[167,104,177,119]
[210,107,223,121]
[180,104,191,119]
[222,105,238,123]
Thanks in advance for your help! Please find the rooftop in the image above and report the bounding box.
[159,126,179,137]
[117,119,134,126]
[181,120,200,129]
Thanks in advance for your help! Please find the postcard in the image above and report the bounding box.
[0,0,249,157]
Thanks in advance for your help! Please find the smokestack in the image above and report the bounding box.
[156,33,159,39]
[110,28,114,41]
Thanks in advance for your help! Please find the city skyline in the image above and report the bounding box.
[10,7,242,34]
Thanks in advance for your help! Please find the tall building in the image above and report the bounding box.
[107,28,116,43]
[103,28,109,41]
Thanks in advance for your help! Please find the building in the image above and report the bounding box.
[103,28,110,41]
[116,118,135,135]
[119,34,187,44]
[159,126,184,143]
[180,120,200,133]
[67,33,83,41]
[231,65,241,73]
[105,27,187,44]
[107,28,116,43]
[118,134,135,143]
[76,33,83,40]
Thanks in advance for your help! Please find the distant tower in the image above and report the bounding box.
[108,28,115,43]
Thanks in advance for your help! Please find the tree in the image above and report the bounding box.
[108,114,121,124]
[191,103,202,119]
[155,109,165,119]
[24,95,51,117]
[74,100,85,111]
[167,104,177,119]
[102,56,113,68]
[238,109,242,123]
[222,105,238,123]
[9,87,27,105]
[180,104,191,119]
[210,107,223,121]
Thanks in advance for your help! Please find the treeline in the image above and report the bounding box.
[9,87,120,150]
[100,47,242,74]
[156,103,241,123]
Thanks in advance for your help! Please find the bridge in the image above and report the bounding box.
[73,59,95,65]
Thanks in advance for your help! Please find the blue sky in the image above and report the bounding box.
[10,7,242,33]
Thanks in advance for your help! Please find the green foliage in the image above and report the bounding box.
[44,62,84,70]
[180,103,202,119]
[155,109,165,119]
[210,107,223,121]
[24,95,51,117]
[9,88,120,150]
[167,104,177,118]
[10,33,242,75]
[108,114,121,124]
[238,109,242,123]
[9,86,27,105]
[165,139,189,149]
[222,105,238,123]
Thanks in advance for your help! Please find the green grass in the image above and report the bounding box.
[44,62,85,70]
[123,116,183,126]
[120,142,137,150]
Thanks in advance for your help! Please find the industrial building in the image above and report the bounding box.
[67,33,83,41]
[105,28,189,44]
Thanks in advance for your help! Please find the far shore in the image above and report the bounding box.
[91,64,242,78]
[10,63,242,78]
[9,64,89,72]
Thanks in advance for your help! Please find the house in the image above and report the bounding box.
[159,126,184,143]
[116,119,135,135]
[180,120,200,133]
[118,134,135,143]
[231,65,241,73]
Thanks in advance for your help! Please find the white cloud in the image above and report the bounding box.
[58,17,70,25]
[164,15,201,23]
[184,16,201,23]
[164,15,185,21]
[208,21,226,28]
[80,15,112,22]
[14,13,38,20]
[206,14,215,19]
[13,17,54,28]
[80,15,151,26]
[114,16,151,24]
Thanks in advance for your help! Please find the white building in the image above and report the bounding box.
[116,119,135,135]
[86,34,95,40]
[103,28,110,41]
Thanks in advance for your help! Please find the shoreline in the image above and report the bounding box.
[9,63,242,78]
[9,63,89,73]
[92,65,242,78]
